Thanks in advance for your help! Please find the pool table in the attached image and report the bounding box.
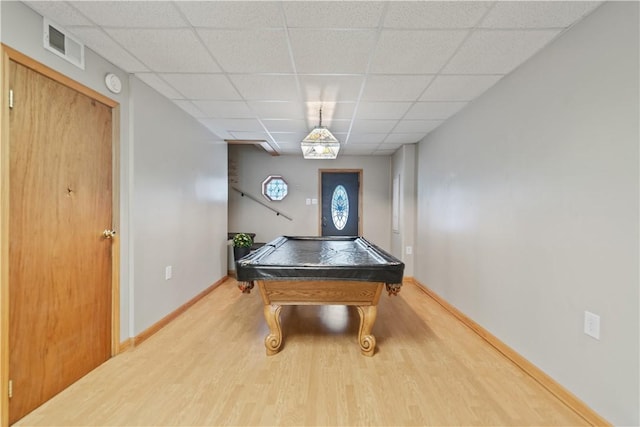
[235,236,404,356]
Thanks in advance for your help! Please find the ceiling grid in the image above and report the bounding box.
[24,0,603,156]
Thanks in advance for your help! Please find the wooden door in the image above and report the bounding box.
[320,171,362,236]
[8,60,113,423]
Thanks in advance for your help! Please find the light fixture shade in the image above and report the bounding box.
[301,125,340,159]
[301,140,340,159]
[302,126,339,144]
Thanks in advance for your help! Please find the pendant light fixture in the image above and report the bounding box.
[301,107,340,159]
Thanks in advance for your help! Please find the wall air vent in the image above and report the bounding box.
[43,19,85,70]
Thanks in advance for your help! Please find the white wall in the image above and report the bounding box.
[131,77,227,335]
[1,0,132,340]
[391,144,416,276]
[229,146,392,250]
[415,3,638,425]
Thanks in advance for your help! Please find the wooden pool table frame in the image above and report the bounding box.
[253,279,401,357]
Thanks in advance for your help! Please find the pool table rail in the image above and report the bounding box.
[258,280,384,306]
[235,236,404,285]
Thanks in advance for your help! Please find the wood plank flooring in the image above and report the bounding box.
[14,279,588,426]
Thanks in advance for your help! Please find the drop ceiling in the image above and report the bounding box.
[23,1,602,156]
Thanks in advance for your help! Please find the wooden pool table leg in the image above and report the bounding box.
[356,305,377,357]
[263,304,283,356]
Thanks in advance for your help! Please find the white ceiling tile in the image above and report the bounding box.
[284,2,385,28]
[229,75,300,101]
[299,76,364,103]
[198,119,233,139]
[172,100,205,118]
[176,1,284,28]
[312,119,350,133]
[161,74,240,100]
[330,132,349,141]
[356,102,412,120]
[405,102,468,120]
[198,29,293,73]
[262,120,308,133]
[25,1,93,26]
[384,2,492,29]
[343,143,378,150]
[270,132,308,144]
[384,133,427,144]
[378,141,404,149]
[362,75,434,102]
[480,2,601,29]
[135,73,184,99]
[341,144,378,155]
[443,29,561,74]
[305,102,356,120]
[192,101,254,118]
[289,29,376,74]
[68,27,149,72]
[106,29,220,73]
[421,75,503,101]
[395,120,443,133]
[347,133,387,144]
[214,119,264,133]
[383,30,467,74]
[371,30,467,74]
[71,1,187,28]
[340,150,373,156]
[249,102,304,120]
[351,120,398,134]
[229,131,272,141]
[373,149,398,156]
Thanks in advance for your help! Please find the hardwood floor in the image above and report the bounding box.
[15,279,588,426]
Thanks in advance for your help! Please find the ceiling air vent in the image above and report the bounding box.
[43,19,85,70]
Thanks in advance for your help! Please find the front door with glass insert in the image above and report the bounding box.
[320,171,361,236]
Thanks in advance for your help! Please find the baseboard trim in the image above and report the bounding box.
[133,276,231,347]
[118,338,133,353]
[409,278,610,427]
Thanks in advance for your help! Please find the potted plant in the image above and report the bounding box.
[232,233,253,261]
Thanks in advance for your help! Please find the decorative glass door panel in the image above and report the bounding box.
[321,171,360,236]
[331,185,349,230]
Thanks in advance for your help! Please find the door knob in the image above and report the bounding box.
[103,229,116,239]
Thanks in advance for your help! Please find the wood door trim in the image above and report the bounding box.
[1,47,11,427]
[1,45,118,108]
[111,107,121,355]
[318,169,363,236]
[0,45,121,427]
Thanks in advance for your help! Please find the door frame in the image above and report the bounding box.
[0,45,121,427]
[318,169,363,236]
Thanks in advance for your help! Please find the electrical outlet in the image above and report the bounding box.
[584,311,600,340]
[165,266,172,280]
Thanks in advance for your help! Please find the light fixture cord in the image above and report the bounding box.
[319,107,323,127]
